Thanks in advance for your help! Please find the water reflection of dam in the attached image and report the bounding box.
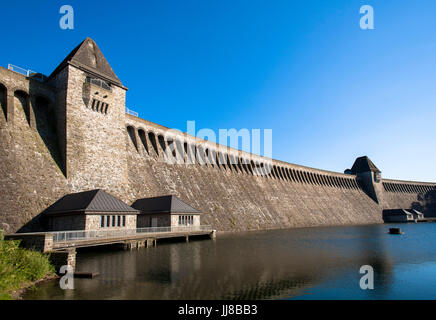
[66,226,394,300]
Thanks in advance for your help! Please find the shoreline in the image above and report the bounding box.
[11,274,60,300]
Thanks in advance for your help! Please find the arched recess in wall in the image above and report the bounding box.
[314,173,320,185]
[174,139,184,163]
[0,83,7,120]
[317,174,323,186]
[320,175,326,186]
[308,172,314,184]
[166,137,176,159]
[279,166,285,180]
[263,162,269,177]
[341,178,346,188]
[246,159,254,175]
[285,168,292,181]
[184,142,193,164]
[295,170,301,183]
[314,174,321,186]
[289,169,296,182]
[250,160,257,176]
[237,157,244,173]
[157,135,166,155]
[205,149,212,167]
[278,166,285,180]
[189,143,197,165]
[138,129,149,155]
[313,173,319,185]
[34,96,63,174]
[293,169,299,182]
[216,152,226,170]
[271,165,277,179]
[127,126,138,151]
[197,145,208,166]
[303,172,309,184]
[281,167,288,181]
[148,132,159,156]
[14,90,31,126]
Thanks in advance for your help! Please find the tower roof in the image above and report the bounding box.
[44,189,138,215]
[131,195,201,215]
[48,38,124,87]
[351,156,381,174]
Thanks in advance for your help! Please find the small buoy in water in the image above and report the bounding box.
[389,228,403,235]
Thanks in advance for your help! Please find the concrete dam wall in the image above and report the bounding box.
[0,38,435,234]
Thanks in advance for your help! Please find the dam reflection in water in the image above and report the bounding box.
[24,223,436,300]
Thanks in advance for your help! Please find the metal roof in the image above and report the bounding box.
[131,195,201,215]
[44,189,139,215]
[48,37,123,87]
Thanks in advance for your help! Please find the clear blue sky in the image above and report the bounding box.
[1,0,435,182]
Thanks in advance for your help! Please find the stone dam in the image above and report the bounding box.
[0,38,435,234]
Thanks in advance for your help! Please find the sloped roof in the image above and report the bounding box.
[351,156,381,174]
[44,189,138,215]
[48,37,123,87]
[131,195,201,215]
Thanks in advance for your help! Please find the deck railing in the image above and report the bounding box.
[51,225,212,244]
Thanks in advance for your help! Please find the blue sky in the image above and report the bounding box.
[1,0,435,182]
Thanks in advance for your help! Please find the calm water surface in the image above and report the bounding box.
[24,223,436,300]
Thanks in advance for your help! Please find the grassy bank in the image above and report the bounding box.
[0,230,55,300]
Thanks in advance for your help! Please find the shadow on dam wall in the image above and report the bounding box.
[411,189,436,217]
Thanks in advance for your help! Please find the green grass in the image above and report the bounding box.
[0,230,54,300]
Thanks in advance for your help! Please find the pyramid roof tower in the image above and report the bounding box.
[350,156,381,174]
[48,37,124,87]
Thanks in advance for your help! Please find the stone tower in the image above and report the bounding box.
[46,38,129,193]
[351,156,384,204]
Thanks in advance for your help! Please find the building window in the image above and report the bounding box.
[106,215,110,227]
[179,215,194,226]
[117,215,121,227]
[122,216,126,227]
[101,216,105,228]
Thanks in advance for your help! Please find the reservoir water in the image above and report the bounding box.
[23,223,436,300]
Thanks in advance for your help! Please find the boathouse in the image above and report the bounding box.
[132,195,201,228]
[382,209,416,223]
[43,189,139,231]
